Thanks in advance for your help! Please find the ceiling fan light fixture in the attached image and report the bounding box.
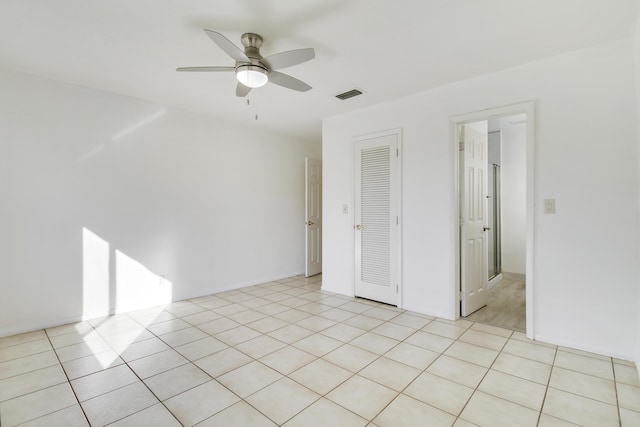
[236,65,269,88]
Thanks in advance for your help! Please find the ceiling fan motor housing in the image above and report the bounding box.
[241,33,264,62]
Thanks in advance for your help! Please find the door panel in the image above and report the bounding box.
[354,132,399,306]
[305,158,322,277]
[461,122,489,316]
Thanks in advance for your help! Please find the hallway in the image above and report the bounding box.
[465,278,526,332]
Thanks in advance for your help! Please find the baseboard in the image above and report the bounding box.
[502,271,526,281]
[534,333,634,362]
[156,270,306,304]
[0,271,306,339]
[488,273,504,289]
[0,314,84,339]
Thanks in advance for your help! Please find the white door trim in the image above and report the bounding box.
[451,102,535,339]
[352,128,403,308]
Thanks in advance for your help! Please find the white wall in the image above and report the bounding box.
[323,38,638,359]
[500,117,526,276]
[0,68,320,337]
[633,0,640,368]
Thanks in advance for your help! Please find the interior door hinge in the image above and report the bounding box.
[396,148,399,157]
[396,216,398,225]
[459,291,464,301]
[459,141,464,151]
[396,284,399,293]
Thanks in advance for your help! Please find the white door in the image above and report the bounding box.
[305,158,322,277]
[354,131,399,306]
[461,121,489,316]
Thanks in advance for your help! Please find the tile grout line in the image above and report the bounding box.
[242,281,341,423]
[247,304,383,424]
[43,328,92,427]
[347,317,475,424]
[0,347,52,371]
[106,363,182,425]
[3,276,637,426]
[100,304,277,426]
[0,352,58,384]
[535,341,558,427]
[611,357,622,427]
[82,313,182,426]
[149,282,334,425]
[347,318,511,422]
[216,279,338,426]
[218,299,406,424]
[273,309,417,424]
[4,282,310,426]
[4,298,486,425]
[390,318,468,422]
[124,306,294,427]
[83,309,240,424]
[291,314,405,423]
[449,324,515,425]
[132,306,268,426]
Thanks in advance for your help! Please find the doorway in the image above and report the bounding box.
[453,103,535,337]
[487,130,501,282]
[305,158,322,277]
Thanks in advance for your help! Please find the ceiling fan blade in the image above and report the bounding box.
[268,71,312,92]
[204,30,249,62]
[176,66,235,72]
[236,82,252,97]
[263,48,315,70]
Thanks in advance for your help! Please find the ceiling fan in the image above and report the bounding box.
[177,30,315,97]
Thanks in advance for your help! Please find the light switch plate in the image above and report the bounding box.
[543,199,556,214]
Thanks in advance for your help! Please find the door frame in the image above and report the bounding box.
[451,101,535,339]
[352,128,403,308]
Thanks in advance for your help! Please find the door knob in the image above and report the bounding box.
[306,221,314,226]
[355,224,362,230]
[483,226,491,231]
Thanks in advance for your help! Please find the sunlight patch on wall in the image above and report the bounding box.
[115,250,172,314]
[112,109,166,142]
[77,108,167,163]
[82,228,110,321]
[81,227,173,368]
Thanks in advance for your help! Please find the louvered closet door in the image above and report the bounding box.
[354,131,399,306]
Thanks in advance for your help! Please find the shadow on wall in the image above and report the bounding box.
[82,227,173,320]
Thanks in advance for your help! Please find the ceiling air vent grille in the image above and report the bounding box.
[336,89,363,100]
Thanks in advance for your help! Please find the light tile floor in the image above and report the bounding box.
[1,275,639,426]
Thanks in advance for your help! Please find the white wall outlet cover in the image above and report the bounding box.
[543,199,556,214]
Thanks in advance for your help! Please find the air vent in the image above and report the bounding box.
[336,89,364,100]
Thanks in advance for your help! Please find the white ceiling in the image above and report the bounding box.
[0,0,636,142]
